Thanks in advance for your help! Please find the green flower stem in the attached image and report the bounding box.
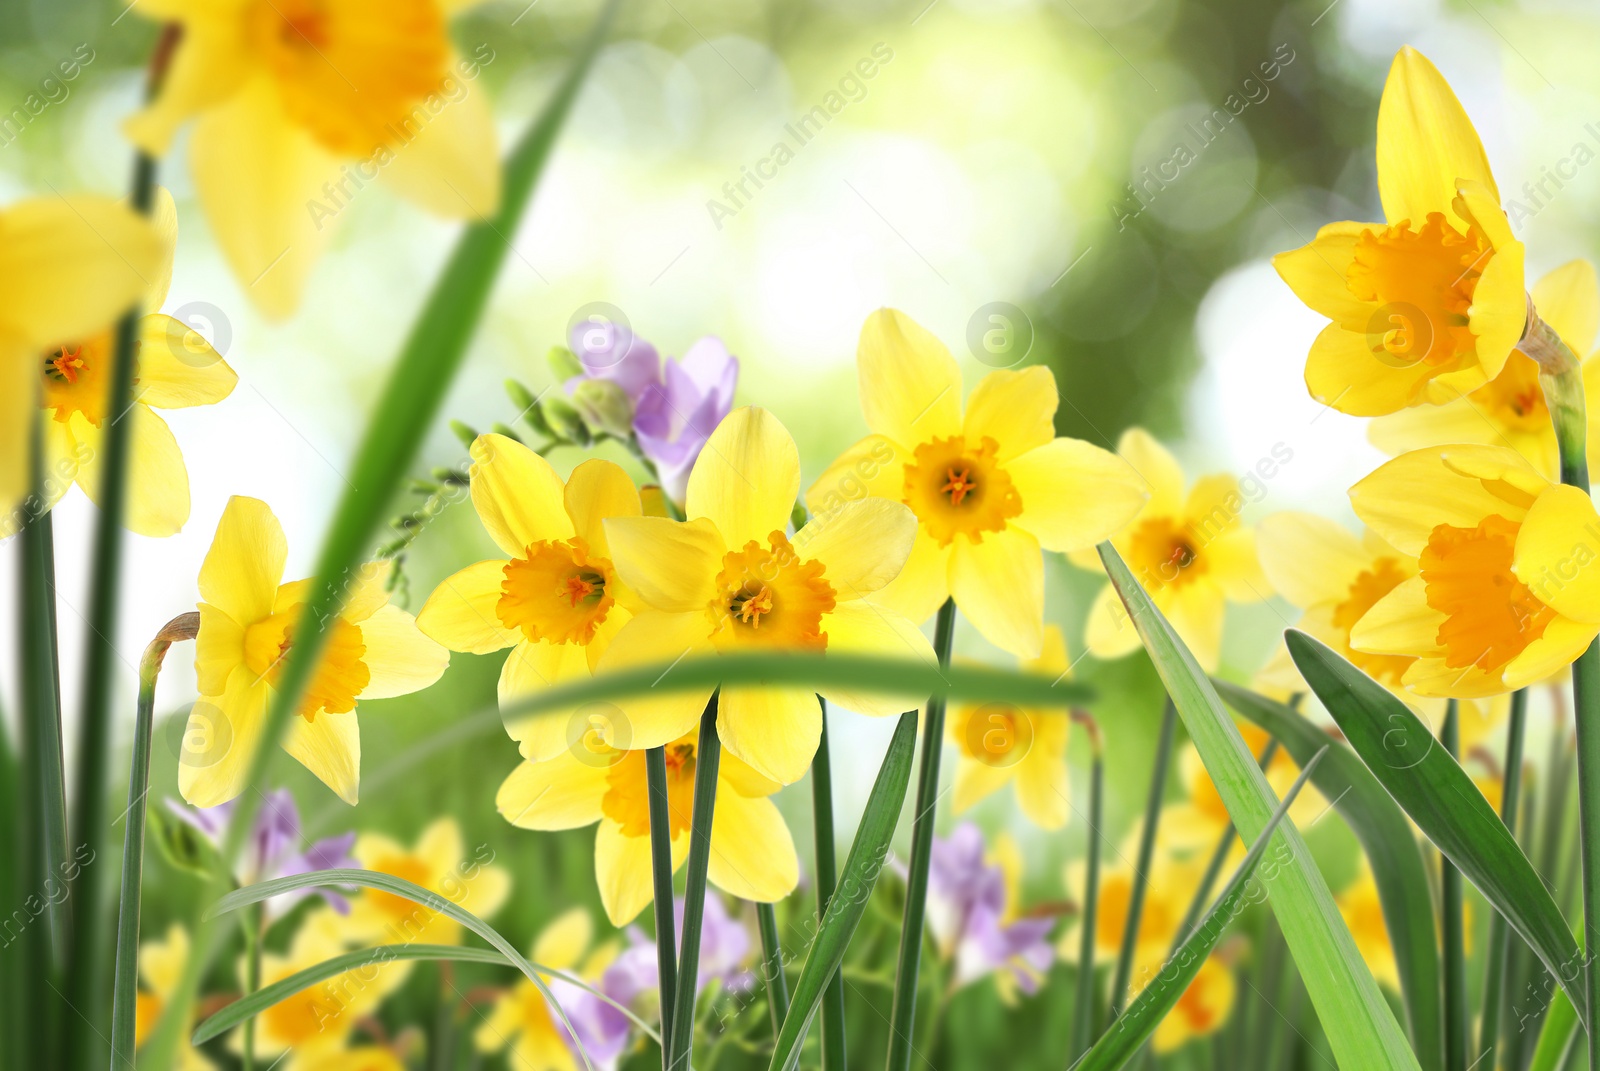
[885,597,957,1071]
[1068,710,1104,1063]
[241,901,266,1071]
[1440,701,1467,1071]
[1480,688,1528,1068]
[1527,299,1600,1069]
[1167,738,1279,957]
[667,696,721,1071]
[645,744,679,1057]
[812,699,847,1071]
[756,902,789,1037]
[108,612,197,1067]
[1108,696,1177,1021]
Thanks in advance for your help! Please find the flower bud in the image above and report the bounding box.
[542,395,591,446]
[571,378,636,439]
[548,345,584,381]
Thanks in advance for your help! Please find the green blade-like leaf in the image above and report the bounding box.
[769,710,919,1071]
[1286,629,1588,1032]
[191,944,659,1046]
[1528,990,1579,1071]
[1074,746,1328,1070]
[1099,543,1421,1071]
[208,870,599,1069]
[1214,680,1443,1071]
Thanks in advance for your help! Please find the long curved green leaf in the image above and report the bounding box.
[769,710,919,1071]
[141,7,622,1066]
[191,944,659,1045]
[1286,630,1588,1032]
[208,870,597,1069]
[1100,544,1422,1071]
[1214,680,1443,1071]
[1074,746,1328,1069]
[1528,990,1579,1071]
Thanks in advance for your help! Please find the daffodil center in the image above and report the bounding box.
[41,335,125,426]
[261,970,353,1046]
[1128,517,1208,590]
[708,533,837,650]
[247,0,450,157]
[1420,515,1555,672]
[1469,352,1549,432]
[364,853,434,922]
[242,608,370,721]
[902,435,1021,546]
[496,538,616,646]
[1331,558,1414,686]
[1346,213,1488,370]
[602,740,697,838]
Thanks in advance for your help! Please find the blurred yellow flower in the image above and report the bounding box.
[133,925,215,1071]
[125,0,501,317]
[1273,47,1525,416]
[1077,428,1273,671]
[1336,864,1398,992]
[182,496,449,806]
[946,626,1073,831]
[498,727,798,925]
[418,437,644,765]
[1367,260,1600,479]
[1062,849,1197,966]
[475,907,614,1071]
[1349,445,1600,698]
[1143,953,1236,1055]
[1162,723,1324,861]
[807,308,1148,659]
[600,405,935,785]
[292,1048,406,1071]
[37,188,237,537]
[345,817,511,946]
[0,192,163,521]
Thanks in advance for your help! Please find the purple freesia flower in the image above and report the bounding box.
[604,894,754,1020]
[166,788,358,920]
[925,823,1055,994]
[550,976,634,1071]
[567,323,739,503]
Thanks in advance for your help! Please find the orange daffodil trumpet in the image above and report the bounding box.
[1078,429,1273,672]
[497,725,798,926]
[38,188,238,537]
[416,436,647,764]
[125,0,501,318]
[182,496,449,806]
[1346,445,1600,698]
[807,309,1149,659]
[598,405,936,785]
[0,193,163,522]
[1274,47,1526,416]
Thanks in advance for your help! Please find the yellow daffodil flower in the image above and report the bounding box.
[183,496,449,806]
[946,627,1073,830]
[1161,723,1324,860]
[599,405,935,785]
[1077,429,1273,672]
[417,436,645,765]
[807,309,1149,659]
[1063,849,1198,966]
[37,187,237,537]
[1368,260,1600,479]
[125,0,501,318]
[1143,953,1236,1055]
[1348,445,1600,697]
[344,817,511,946]
[1256,510,1509,742]
[1336,864,1398,991]
[241,905,410,1065]
[133,925,215,1071]
[292,1048,406,1071]
[0,193,163,521]
[497,727,798,925]
[1273,47,1525,416]
[475,907,614,1071]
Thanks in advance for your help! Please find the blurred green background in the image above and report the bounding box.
[5,0,1599,1065]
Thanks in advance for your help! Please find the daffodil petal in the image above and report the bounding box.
[283,709,360,805]
[1402,656,1505,700]
[805,434,910,516]
[496,754,608,831]
[868,528,952,627]
[1514,484,1600,624]
[1348,575,1442,656]
[1164,581,1228,673]
[1007,437,1149,553]
[793,498,917,599]
[1367,395,1502,458]
[685,406,799,549]
[594,611,715,749]
[357,604,449,700]
[132,313,238,408]
[0,334,31,515]
[564,459,640,561]
[123,13,251,155]
[1533,259,1600,355]
[500,638,593,762]
[1116,427,1186,522]
[1256,511,1373,609]
[1350,444,1544,555]
[595,821,658,926]
[1016,739,1070,830]
[177,671,269,808]
[856,308,963,445]
[1084,580,1143,661]
[1305,321,1439,416]
[468,432,573,555]
[1203,527,1271,603]
[417,559,519,653]
[1272,220,1376,327]
[951,757,1011,815]
[198,496,285,625]
[962,366,1058,462]
[376,55,501,219]
[1466,234,1525,382]
[718,686,821,785]
[1376,47,1498,226]
[69,407,189,537]
[532,908,592,972]
[708,789,799,903]
[1503,617,1599,691]
[194,603,244,697]
[816,601,935,716]
[604,516,724,612]
[949,527,1043,659]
